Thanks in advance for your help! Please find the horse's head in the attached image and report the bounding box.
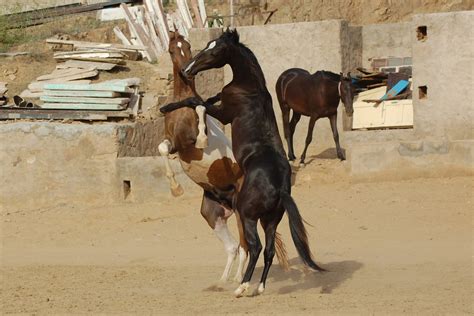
[339,72,355,117]
[168,31,192,70]
[181,28,239,79]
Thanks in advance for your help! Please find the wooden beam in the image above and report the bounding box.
[40,103,126,110]
[41,96,130,105]
[46,38,146,52]
[43,82,135,93]
[113,26,132,46]
[56,60,117,71]
[44,90,121,98]
[0,108,132,121]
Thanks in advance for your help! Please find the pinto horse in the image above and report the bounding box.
[160,29,324,297]
[276,69,355,164]
[158,31,287,282]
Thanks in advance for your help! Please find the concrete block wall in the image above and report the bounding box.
[412,11,474,141]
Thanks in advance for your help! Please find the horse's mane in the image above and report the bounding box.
[223,29,266,88]
[317,70,340,82]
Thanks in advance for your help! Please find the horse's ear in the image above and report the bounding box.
[347,72,351,78]
[340,72,343,79]
[169,30,176,40]
[224,27,239,43]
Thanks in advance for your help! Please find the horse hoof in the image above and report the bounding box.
[171,184,184,197]
[257,283,265,294]
[234,282,249,298]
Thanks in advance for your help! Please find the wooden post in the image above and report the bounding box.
[189,0,204,28]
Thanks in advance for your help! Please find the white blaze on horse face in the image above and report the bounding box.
[184,60,195,74]
[177,41,185,56]
[205,41,216,51]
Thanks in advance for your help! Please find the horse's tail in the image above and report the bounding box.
[280,191,326,271]
[274,231,289,271]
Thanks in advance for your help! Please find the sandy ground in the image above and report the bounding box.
[1,160,472,315]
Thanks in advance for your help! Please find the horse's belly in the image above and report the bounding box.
[180,117,241,190]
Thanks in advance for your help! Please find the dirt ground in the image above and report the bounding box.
[1,159,472,315]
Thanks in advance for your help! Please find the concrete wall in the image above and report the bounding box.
[0,122,195,213]
[412,11,473,140]
[361,22,413,69]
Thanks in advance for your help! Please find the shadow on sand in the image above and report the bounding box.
[253,258,363,294]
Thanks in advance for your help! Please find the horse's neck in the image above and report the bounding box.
[173,66,195,100]
[228,50,266,91]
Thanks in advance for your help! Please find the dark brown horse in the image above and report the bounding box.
[159,31,287,282]
[276,69,355,164]
[160,29,324,297]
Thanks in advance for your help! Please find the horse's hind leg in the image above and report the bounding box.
[255,219,278,295]
[234,218,261,297]
[299,116,317,165]
[288,112,301,161]
[233,211,248,283]
[329,114,345,160]
[200,192,238,282]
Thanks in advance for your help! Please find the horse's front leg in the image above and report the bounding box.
[195,105,208,149]
[158,139,184,196]
[329,114,345,160]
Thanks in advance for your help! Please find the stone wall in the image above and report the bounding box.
[0,122,195,212]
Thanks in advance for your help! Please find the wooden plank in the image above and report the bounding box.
[197,0,207,27]
[46,38,146,51]
[113,26,132,46]
[37,70,98,82]
[143,8,165,54]
[44,90,120,98]
[61,57,126,65]
[189,0,204,27]
[120,3,155,62]
[37,68,96,81]
[43,82,134,93]
[6,0,138,30]
[20,90,43,98]
[106,78,141,86]
[41,96,130,105]
[54,52,125,59]
[41,103,126,110]
[0,52,29,57]
[29,80,92,93]
[56,60,117,71]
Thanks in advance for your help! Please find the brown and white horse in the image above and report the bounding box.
[158,31,287,282]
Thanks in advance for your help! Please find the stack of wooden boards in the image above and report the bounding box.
[0,82,7,105]
[40,78,140,111]
[21,67,98,98]
[116,0,207,62]
[0,78,140,121]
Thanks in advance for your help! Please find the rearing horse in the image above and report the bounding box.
[161,29,324,297]
[158,31,287,283]
[276,69,355,164]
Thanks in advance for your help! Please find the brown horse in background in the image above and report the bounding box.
[158,31,288,283]
[276,69,355,164]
